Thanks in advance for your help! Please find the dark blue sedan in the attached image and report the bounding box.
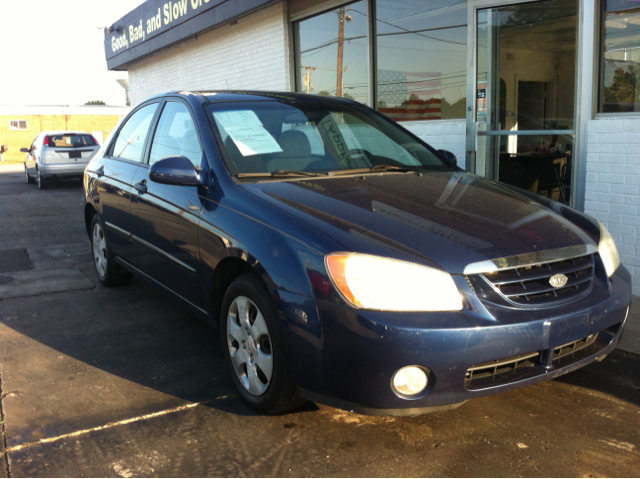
[83,91,631,416]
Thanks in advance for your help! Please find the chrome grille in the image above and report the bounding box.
[472,254,595,306]
[465,351,540,381]
[553,333,598,361]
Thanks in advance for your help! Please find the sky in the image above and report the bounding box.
[0,0,141,106]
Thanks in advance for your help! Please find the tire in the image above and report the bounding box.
[25,164,34,184]
[36,168,48,189]
[90,215,133,287]
[220,273,305,414]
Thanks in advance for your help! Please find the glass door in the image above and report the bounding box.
[467,0,578,205]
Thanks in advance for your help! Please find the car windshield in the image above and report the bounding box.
[47,134,96,148]
[206,100,452,178]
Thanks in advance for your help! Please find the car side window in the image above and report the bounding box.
[111,103,158,162]
[149,102,202,168]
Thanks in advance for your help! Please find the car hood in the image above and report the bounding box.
[240,171,596,274]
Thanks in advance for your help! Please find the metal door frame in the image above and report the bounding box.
[465,0,586,208]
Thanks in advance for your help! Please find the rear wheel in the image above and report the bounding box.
[25,164,34,184]
[90,215,133,287]
[36,168,48,189]
[221,274,304,414]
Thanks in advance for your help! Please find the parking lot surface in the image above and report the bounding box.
[0,164,639,477]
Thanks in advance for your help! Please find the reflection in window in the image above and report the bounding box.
[601,1,640,113]
[150,102,202,167]
[112,104,158,162]
[376,0,467,121]
[295,1,369,105]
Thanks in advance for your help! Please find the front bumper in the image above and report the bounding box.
[39,162,89,178]
[277,265,632,415]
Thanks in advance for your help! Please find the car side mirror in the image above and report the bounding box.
[20,147,30,153]
[149,156,202,186]
[437,149,457,166]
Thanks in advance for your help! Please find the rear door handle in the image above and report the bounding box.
[134,180,147,194]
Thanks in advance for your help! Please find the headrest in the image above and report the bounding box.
[278,130,311,158]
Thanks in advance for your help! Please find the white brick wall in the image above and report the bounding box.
[585,117,640,295]
[403,120,466,170]
[128,2,291,106]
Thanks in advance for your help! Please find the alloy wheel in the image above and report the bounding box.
[92,222,108,278]
[226,295,274,396]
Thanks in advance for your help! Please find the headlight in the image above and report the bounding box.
[598,222,620,277]
[325,253,463,311]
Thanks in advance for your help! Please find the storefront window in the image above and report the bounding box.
[601,0,640,113]
[375,0,467,121]
[294,1,370,105]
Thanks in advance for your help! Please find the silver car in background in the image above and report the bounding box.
[22,131,101,189]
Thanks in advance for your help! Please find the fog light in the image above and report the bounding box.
[392,366,428,397]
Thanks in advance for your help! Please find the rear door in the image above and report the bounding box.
[129,99,205,307]
[26,135,41,175]
[97,102,160,259]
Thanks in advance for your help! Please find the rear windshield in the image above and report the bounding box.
[47,134,96,148]
[205,100,451,177]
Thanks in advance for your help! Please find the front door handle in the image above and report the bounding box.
[134,179,147,194]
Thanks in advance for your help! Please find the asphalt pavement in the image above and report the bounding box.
[0,163,639,477]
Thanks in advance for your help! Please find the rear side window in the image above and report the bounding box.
[112,103,158,162]
[47,134,96,148]
[149,102,202,167]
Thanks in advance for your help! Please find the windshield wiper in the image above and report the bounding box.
[237,170,326,178]
[327,164,420,177]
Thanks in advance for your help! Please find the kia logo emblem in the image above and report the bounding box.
[549,274,568,288]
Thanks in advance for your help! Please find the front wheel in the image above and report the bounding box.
[90,215,132,287]
[220,274,304,414]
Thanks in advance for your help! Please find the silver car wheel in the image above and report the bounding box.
[92,222,108,278]
[25,165,30,183]
[226,295,274,396]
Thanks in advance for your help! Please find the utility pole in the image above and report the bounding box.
[336,7,345,98]
[301,66,317,93]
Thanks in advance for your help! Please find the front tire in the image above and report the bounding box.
[90,215,133,287]
[221,274,304,414]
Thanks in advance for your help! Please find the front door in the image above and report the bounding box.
[466,0,578,206]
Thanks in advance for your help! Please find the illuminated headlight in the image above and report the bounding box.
[325,253,463,311]
[598,222,620,277]
[392,366,429,396]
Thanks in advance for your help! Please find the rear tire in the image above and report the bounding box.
[220,273,305,414]
[36,168,48,189]
[90,215,133,287]
[25,164,34,184]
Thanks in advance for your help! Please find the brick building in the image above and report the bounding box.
[0,105,130,162]
[103,0,640,295]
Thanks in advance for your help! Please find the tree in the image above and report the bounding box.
[85,100,106,105]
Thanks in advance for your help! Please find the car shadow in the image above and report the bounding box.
[553,349,640,407]
[0,257,317,427]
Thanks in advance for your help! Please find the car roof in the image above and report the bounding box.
[41,131,92,135]
[145,90,358,104]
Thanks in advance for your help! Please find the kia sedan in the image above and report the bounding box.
[82,91,631,416]
[22,131,100,188]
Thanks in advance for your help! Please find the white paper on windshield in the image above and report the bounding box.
[213,110,282,157]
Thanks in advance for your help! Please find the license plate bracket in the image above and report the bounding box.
[69,151,82,159]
